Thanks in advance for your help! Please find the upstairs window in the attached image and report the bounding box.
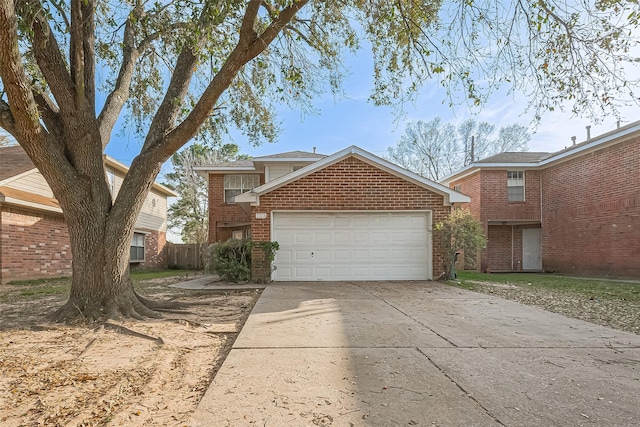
[507,171,524,202]
[130,232,145,262]
[224,174,260,203]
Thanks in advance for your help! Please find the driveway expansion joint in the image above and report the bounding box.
[416,347,508,426]
[351,282,460,348]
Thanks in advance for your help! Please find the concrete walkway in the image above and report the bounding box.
[191,281,640,426]
[169,275,266,291]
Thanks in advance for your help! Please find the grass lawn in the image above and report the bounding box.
[0,269,198,303]
[454,271,640,303]
[451,271,640,334]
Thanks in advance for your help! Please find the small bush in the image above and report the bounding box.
[205,239,251,282]
[205,239,279,282]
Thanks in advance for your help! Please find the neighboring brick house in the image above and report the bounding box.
[441,121,640,277]
[0,145,176,283]
[196,146,469,281]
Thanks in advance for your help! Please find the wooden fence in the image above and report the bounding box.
[166,243,206,270]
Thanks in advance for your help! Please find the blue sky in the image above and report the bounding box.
[104,46,637,173]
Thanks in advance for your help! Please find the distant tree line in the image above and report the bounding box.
[387,117,530,181]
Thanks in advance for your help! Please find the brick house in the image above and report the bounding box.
[196,146,469,281]
[0,145,176,283]
[441,121,640,277]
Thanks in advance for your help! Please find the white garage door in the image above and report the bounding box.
[272,211,431,281]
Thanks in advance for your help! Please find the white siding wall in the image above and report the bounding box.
[6,171,54,197]
[135,187,168,232]
[112,169,168,232]
[5,167,168,232]
[266,164,293,182]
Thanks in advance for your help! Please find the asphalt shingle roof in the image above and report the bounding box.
[476,152,552,164]
[253,150,326,159]
[0,145,35,182]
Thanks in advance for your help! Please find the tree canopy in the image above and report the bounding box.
[164,143,241,245]
[387,117,531,181]
[0,0,638,321]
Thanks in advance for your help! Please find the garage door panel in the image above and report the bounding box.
[277,250,293,261]
[276,231,294,243]
[333,216,351,226]
[295,251,312,260]
[313,216,332,227]
[353,232,370,242]
[353,250,370,260]
[352,216,370,227]
[295,267,312,277]
[334,234,350,243]
[372,249,387,259]
[276,267,292,279]
[353,267,370,277]
[295,232,312,243]
[315,267,330,278]
[315,232,331,243]
[272,211,431,281]
[372,232,389,242]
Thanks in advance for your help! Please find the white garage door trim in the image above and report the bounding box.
[271,210,432,281]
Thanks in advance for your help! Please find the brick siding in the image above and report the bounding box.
[250,157,451,280]
[541,136,640,277]
[449,134,640,277]
[207,174,259,242]
[130,228,167,270]
[0,206,72,282]
[1,207,168,283]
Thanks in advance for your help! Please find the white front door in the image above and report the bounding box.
[272,211,431,281]
[522,228,542,271]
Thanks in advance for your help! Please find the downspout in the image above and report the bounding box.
[540,173,543,271]
[511,225,514,271]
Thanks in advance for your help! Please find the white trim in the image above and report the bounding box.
[235,145,470,205]
[0,195,63,213]
[507,170,525,202]
[270,209,433,281]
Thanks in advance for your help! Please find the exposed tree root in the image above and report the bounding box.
[101,322,164,344]
[52,286,187,323]
[135,291,184,310]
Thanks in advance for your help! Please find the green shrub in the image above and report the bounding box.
[205,239,279,282]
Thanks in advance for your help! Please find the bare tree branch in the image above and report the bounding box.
[15,0,76,115]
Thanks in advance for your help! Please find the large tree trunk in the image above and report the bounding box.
[53,199,160,322]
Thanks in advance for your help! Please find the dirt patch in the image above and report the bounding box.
[0,280,260,426]
[460,280,640,335]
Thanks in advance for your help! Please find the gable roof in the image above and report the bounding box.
[0,145,175,197]
[0,145,36,182]
[235,145,470,205]
[194,150,327,174]
[253,150,326,160]
[197,158,256,169]
[102,155,177,197]
[440,120,640,185]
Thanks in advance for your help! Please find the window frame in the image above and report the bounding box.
[507,170,525,202]
[130,232,146,263]
[224,174,260,204]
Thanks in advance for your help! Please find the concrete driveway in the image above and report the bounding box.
[191,281,640,426]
